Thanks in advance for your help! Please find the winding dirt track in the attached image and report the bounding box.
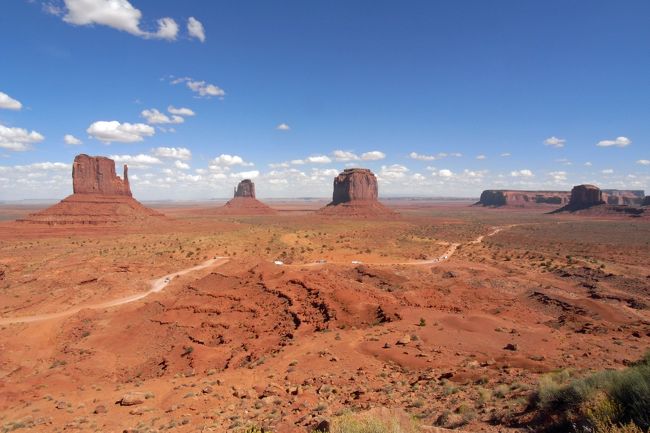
[293,224,512,268]
[0,225,513,325]
[0,257,229,325]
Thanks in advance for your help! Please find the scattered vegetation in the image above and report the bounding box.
[531,352,650,432]
[314,410,420,433]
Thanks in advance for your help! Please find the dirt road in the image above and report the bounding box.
[0,257,229,325]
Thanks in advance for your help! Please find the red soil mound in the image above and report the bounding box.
[17,194,165,225]
[317,200,398,218]
[61,260,400,378]
[213,196,277,215]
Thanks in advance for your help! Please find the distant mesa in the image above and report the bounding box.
[318,168,397,217]
[552,184,647,217]
[476,190,570,207]
[602,189,645,206]
[213,179,276,215]
[477,187,646,209]
[18,154,164,225]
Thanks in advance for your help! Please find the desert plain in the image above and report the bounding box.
[0,200,648,433]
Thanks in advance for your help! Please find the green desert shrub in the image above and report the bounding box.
[532,352,650,432]
[317,409,420,433]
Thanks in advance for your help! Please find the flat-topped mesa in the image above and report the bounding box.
[602,189,645,206]
[568,184,604,209]
[72,154,131,197]
[234,179,256,198]
[331,168,378,204]
[477,190,570,207]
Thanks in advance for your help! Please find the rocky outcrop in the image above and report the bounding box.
[72,154,131,196]
[18,154,164,225]
[568,184,604,209]
[331,168,378,204]
[553,184,648,217]
[477,190,570,207]
[602,190,645,206]
[234,179,256,198]
[643,196,650,207]
[319,168,397,217]
[214,180,276,215]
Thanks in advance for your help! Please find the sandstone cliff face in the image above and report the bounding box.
[332,168,378,204]
[72,154,131,197]
[234,179,256,198]
[568,184,604,209]
[477,190,569,207]
[319,168,397,217]
[602,190,645,206]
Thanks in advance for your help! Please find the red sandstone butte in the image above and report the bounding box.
[234,179,256,198]
[567,184,605,209]
[214,179,276,215]
[318,168,397,217]
[18,154,163,225]
[73,154,132,196]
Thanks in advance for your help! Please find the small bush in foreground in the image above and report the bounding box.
[531,352,650,432]
[316,408,420,433]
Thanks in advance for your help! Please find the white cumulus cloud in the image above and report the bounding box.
[174,160,190,170]
[187,17,205,42]
[379,164,409,179]
[0,91,22,110]
[153,147,192,160]
[64,134,82,145]
[409,151,437,161]
[596,136,631,147]
[231,170,260,179]
[510,169,534,177]
[637,159,650,166]
[0,123,45,151]
[211,154,253,167]
[167,106,195,116]
[61,0,179,40]
[333,150,359,161]
[361,151,386,160]
[172,77,225,98]
[87,120,155,143]
[109,154,162,167]
[141,108,184,124]
[544,136,566,148]
[276,123,290,131]
[306,155,332,164]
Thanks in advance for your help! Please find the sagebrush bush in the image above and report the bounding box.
[533,352,650,432]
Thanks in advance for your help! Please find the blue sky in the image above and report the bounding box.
[1,0,649,200]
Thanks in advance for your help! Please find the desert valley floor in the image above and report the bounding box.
[0,201,648,432]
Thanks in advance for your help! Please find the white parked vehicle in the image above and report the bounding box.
[274,260,284,266]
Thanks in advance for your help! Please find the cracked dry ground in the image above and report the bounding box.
[0,212,649,432]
